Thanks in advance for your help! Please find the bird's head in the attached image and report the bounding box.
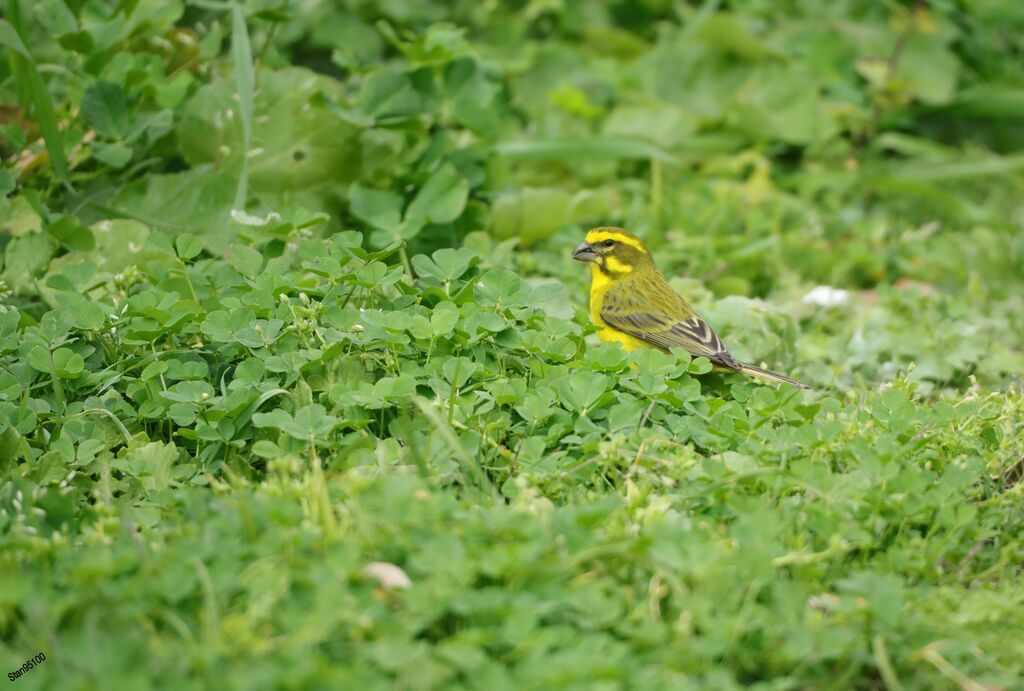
[572,227,653,276]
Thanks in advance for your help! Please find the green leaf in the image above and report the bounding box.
[0,167,15,197]
[0,371,21,403]
[490,187,573,243]
[0,311,20,353]
[251,439,283,458]
[82,81,131,139]
[162,381,215,404]
[358,68,423,119]
[51,348,84,378]
[442,356,478,387]
[27,346,53,373]
[898,33,959,106]
[2,233,56,287]
[253,404,339,441]
[555,371,610,412]
[430,301,459,336]
[58,29,93,53]
[140,361,169,381]
[124,441,179,492]
[175,234,204,261]
[411,247,478,282]
[56,294,106,331]
[405,165,469,225]
[349,183,403,231]
[92,141,132,168]
[107,169,236,250]
[179,68,359,202]
[48,214,95,252]
[473,269,529,309]
[65,219,150,275]
[225,243,263,277]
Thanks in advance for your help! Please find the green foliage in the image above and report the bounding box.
[2,0,1024,688]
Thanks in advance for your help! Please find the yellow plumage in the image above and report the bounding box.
[573,227,809,389]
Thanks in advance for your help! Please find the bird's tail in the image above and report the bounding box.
[737,362,812,390]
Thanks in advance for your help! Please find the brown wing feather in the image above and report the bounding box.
[600,273,742,370]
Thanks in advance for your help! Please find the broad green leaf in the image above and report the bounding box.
[81,81,130,139]
[0,371,22,402]
[27,346,54,373]
[349,183,403,231]
[0,167,15,197]
[47,215,95,252]
[140,361,169,381]
[225,243,263,277]
[411,247,478,282]
[2,232,56,288]
[54,294,105,331]
[253,404,339,441]
[899,33,959,105]
[490,187,572,243]
[473,269,529,309]
[51,348,84,378]
[175,234,204,261]
[405,165,469,225]
[92,141,132,168]
[0,311,20,353]
[162,381,215,404]
[358,67,424,119]
[603,102,697,147]
[179,68,359,199]
[441,357,477,388]
[107,169,236,249]
[554,371,610,412]
[430,301,459,336]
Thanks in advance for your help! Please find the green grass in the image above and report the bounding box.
[2,1,1024,688]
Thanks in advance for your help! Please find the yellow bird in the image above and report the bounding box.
[573,227,810,389]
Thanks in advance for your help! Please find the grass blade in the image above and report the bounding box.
[0,18,30,57]
[231,0,254,210]
[877,153,1024,182]
[494,136,679,165]
[25,67,73,189]
[3,7,73,190]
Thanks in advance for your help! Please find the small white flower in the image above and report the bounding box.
[230,209,281,226]
[802,285,850,307]
[362,562,412,590]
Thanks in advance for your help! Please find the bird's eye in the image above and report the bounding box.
[602,239,616,247]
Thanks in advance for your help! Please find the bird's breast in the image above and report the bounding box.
[588,264,614,325]
[588,269,649,352]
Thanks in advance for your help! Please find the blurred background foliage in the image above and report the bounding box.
[3,0,1024,391]
[3,0,1024,688]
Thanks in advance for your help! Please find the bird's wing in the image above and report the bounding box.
[600,278,741,369]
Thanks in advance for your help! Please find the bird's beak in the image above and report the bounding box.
[572,241,597,262]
